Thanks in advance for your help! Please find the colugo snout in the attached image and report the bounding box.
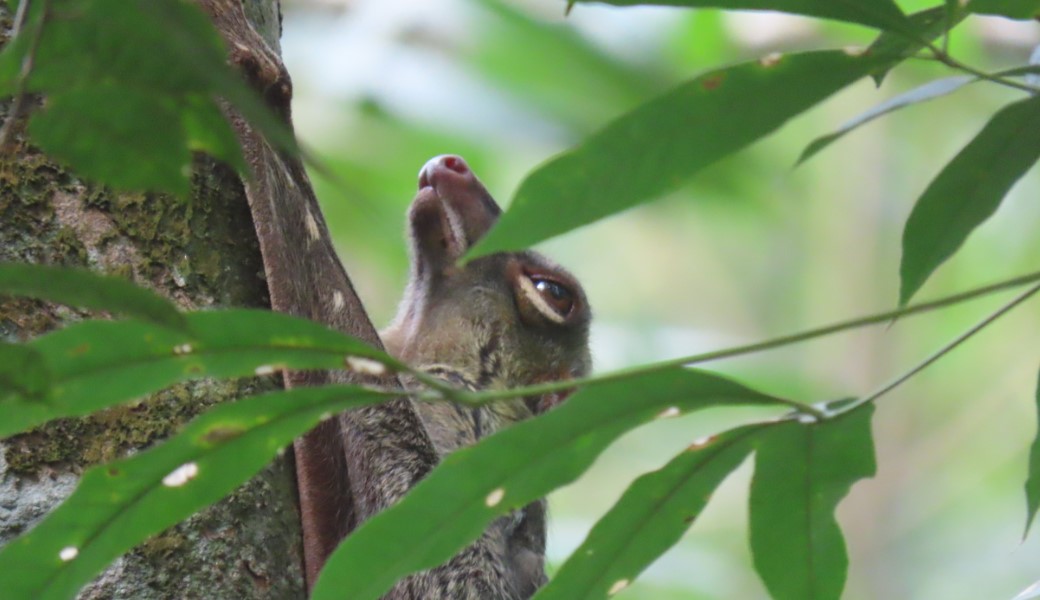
[382,154,592,433]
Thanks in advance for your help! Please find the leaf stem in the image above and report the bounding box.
[922,41,1040,94]
[403,369,468,402]
[837,281,1040,415]
[455,269,1040,409]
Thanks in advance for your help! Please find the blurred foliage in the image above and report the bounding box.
[284,1,1040,598]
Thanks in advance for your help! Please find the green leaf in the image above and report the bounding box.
[141,0,302,159]
[2,0,286,193]
[28,85,194,196]
[466,50,884,258]
[533,423,766,600]
[1,310,394,438]
[749,404,876,600]
[207,72,302,162]
[181,95,249,173]
[570,0,912,33]
[0,385,387,600]
[311,368,786,600]
[945,0,960,29]
[899,94,1040,305]
[798,76,974,164]
[0,342,49,400]
[0,263,188,332]
[868,6,967,85]
[1001,65,1040,80]
[1024,368,1040,537]
[968,0,1040,19]
[25,0,224,94]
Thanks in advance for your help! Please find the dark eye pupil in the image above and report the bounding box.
[532,277,574,316]
[535,279,565,299]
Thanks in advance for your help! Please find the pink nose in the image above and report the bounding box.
[418,155,471,190]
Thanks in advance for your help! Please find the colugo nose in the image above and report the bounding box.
[418,154,472,190]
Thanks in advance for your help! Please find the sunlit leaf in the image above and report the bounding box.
[0,263,188,332]
[798,76,973,164]
[968,0,1040,19]
[900,95,1040,305]
[0,385,387,600]
[533,423,767,600]
[1,310,394,438]
[467,50,885,258]
[749,404,876,600]
[312,368,787,600]
[0,342,48,400]
[1024,369,1040,537]
[570,0,913,33]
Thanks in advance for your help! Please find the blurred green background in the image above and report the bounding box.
[280,1,1040,597]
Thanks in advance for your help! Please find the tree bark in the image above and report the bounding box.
[0,1,307,598]
[198,1,442,590]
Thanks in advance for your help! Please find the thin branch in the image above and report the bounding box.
[837,281,1040,415]
[0,0,47,152]
[404,369,468,403]
[10,0,30,36]
[455,269,1040,408]
[922,40,1040,94]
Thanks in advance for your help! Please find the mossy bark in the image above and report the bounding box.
[0,1,306,598]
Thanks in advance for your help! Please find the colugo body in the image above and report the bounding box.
[379,155,591,599]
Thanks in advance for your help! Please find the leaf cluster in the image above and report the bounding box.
[0,0,294,195]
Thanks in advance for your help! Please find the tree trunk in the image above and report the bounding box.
[0,1,307,598]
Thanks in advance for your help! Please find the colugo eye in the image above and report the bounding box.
[531,277,574,316]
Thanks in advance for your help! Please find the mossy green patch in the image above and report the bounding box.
[137,530,189,563]
[2,378,275,474]
[52,227,89,266]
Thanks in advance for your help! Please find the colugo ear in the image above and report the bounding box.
[409,155,501,269]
